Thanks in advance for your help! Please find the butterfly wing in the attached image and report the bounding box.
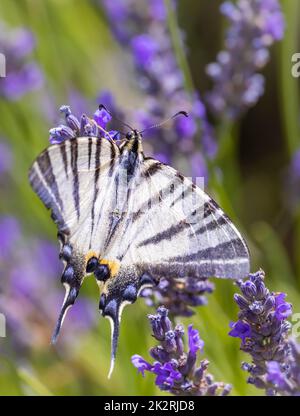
[109,157,250,280]
[29,136,120,340]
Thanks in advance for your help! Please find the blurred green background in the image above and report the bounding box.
[0,0,300,396]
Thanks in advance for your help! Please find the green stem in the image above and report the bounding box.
[278,0,300,281]
[278,0,300,157]
[164,0,194,95]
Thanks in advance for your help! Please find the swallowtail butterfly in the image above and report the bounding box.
[29,126,250,377]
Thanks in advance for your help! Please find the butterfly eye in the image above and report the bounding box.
[95,264,110,282]
[86,257,98,273]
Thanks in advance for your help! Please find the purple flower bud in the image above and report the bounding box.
[240,281,257,299]
[229,320,251,343]
[150,346,170,362]
[188,325,204,357]
[157,306,172,332]
[234,294,249,309]
[80,114,89,135]
[249,301,264,315]
[66,114,80,132]
[174,324,185,355]
[264,295,275,312]
[131,355,152,377]
[59,105,72,117]
[148,314,164,341]
[275,293,292,320]
[49,125,75,144]
[164,330,177,353]
[266,361,286,389]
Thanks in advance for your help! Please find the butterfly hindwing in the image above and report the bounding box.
[29,137,121,341]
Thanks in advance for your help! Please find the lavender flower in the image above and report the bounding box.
[0,215,20,260]
[0,21,43,100]
[229,269,293,394]
[49,104,117,144]
[206,0,285,120]
[132,306,231,395]
[266,339,300,395]
[142,276,214,318]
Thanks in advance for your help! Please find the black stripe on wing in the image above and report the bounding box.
[70,140,80,220]
[36,149,64,213]
[167,238,248,262]
[90,139,101,239]
[60,142,69,179]
[138,220,191,247]
[29,163,69,234]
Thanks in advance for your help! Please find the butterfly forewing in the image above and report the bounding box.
[116,158,250,279]
[29,137,120,255]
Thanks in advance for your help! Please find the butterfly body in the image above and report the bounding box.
[29,130,250,376]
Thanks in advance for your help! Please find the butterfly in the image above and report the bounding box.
[29,124,250,377]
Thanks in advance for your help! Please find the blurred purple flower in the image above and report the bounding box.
[265,340,300,395]
[0,22,43,100]
[266,361,287,390]
[131,35,159,68]
[101,0,216,162]
[141,276,214,318]
[206,0,285,120]
[132,306,231,395]
[0,217,95,353]
[175,114,197,139]
[0,215,21,259]
[93,107,112,128]
[149,0,167,21]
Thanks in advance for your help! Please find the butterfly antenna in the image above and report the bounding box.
[140,110,188,134]
[99,104,134,132]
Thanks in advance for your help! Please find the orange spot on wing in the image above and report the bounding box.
[100,259,120,278]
